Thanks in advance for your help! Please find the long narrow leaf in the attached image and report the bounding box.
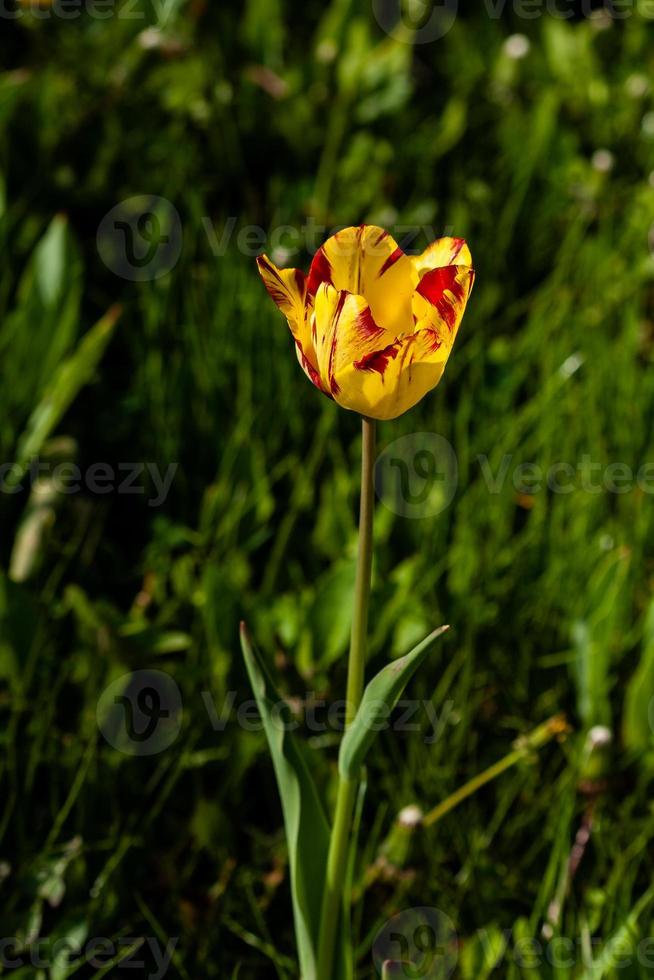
[14,304,121,475]
[579,883,654,979]
[240,623,330,980]
[339,626,449,780]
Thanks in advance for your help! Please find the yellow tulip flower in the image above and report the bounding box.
[256,224,474,420]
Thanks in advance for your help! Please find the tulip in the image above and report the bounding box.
[249,224,475,980]
[256,224,474,420]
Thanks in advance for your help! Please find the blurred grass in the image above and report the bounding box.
[1,1,654,977]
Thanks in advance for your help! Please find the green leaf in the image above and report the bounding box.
[571,619,610,730]
[49,916,89,980]
[623,598,654,756]
[578,883,654,979]
[339,626,449,780]
[13,304,120,476]
[239,622,330,980]
[34,213,68,308]
[310,560,356,668]
[460,924,509,979]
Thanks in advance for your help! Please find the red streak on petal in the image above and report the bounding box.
[258,256,306,314]
[418,265,459,302]
[425,330,443,353]
[327,292,347,394]
[307,247,333,295]
[356,306,384,340]
[295,340,332,398]
[257,256,289,306]
[354,343,400,376]
[374,228,389,246]
[377,246,403,278]
[449,238,465,261]
[294,267,307,298]
[417,266,468,330]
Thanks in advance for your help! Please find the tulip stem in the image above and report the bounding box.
[318,416,376,980]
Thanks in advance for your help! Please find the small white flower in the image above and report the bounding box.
[589,9,612,31]
[397,805,424,829]
[587,725,613,750]
[316,39,337,64]
[626,74,650,99]
[271,246,293,267]
[591,149,615,174]
[504,34,530,60]
[138,27,162,50]
[559,352,584,380]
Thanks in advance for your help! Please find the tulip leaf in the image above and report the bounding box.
[339,626,449,780]
[239,623,330,980]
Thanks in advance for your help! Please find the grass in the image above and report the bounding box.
[1,2,654,977]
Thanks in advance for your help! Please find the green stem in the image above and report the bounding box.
[422,714,568,828]
[317,416,376,980]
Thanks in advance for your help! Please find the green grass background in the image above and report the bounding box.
[1,1,654,976]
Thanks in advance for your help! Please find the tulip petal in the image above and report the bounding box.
[412,264,475,341]
[257,254,329,394]
[338,325,452,420]
[294,338,331,397]
[312,282,390,398]
[257,254,308,338]
[412,237,472,278]
[307,225,414,335]
[313,282,453,420]
[258,232,474,418]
